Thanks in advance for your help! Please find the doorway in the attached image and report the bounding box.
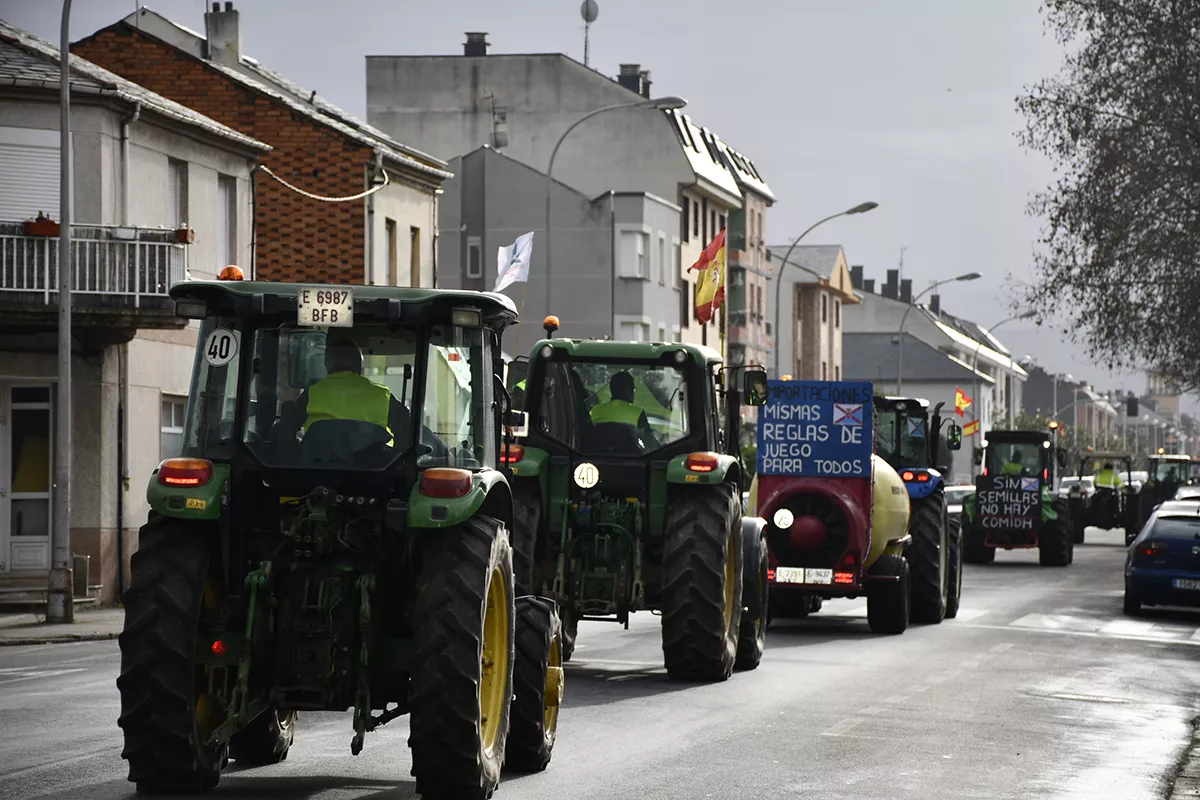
[0,383,53,574]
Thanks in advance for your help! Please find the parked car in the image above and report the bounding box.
[945,484,976,517]
[1058,476,1096,500]
[1124,499,1200,615]
[1175,485,1200,501]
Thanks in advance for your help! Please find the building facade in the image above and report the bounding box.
[766,245,859,381]
[721,142,774,372]
[0,20,269,602]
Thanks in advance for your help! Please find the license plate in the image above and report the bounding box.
[806,568,833,585]
[1173,578,1200,591]
[775,566,806,584]
[297,287,354,327]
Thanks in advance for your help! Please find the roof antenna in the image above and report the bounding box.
[580,0,599,67]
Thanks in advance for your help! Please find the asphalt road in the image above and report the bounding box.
[2,527,1199,800]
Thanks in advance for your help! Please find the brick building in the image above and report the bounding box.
[74,3,451,286]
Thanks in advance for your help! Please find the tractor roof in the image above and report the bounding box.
[527,338,722,368]
[876,396,931,409]
[170,280,518,328]
[983,429,1052,444]
[1150,454,1193,462]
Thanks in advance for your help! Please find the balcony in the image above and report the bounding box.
[0,221,189,335]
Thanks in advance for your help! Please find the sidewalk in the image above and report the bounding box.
[0,607,124,646]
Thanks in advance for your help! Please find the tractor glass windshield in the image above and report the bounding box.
[985,442,1045,477]
[874,407,930,468]
[1150,460,1186,482]
[537,359,690,455]
[181,317,242,460]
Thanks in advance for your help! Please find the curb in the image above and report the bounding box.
[0,632,119,646]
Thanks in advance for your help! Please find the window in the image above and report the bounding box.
[217,174,237,268]
[821,294,828,324]
[718,213,725,233]
[619,321,650,341]
[466,236,482,279]
[410,226,421,287]
[10,385,52,541]
[835,299,841,328]
[679,288,689,330]
[681,198,690,242]
[184,318,242,461]
[658,235,666,285]
[822,362,828,380]
[161,395,187,458]
[701,198,708,242]
[658,323,667,342]
[386,218,398,286]
[0,126,60,222]
[167,158,188,228]
[693,200,700,236]
[620,231,648,279]
[835,366,841,381]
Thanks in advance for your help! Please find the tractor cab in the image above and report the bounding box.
[1074,450,1137,532]
[873,396,963,496]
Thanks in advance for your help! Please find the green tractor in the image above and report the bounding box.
[504,324,770,680]
[961,429,1074,566]
[1135,453,1195,532]
[117,277,564,798]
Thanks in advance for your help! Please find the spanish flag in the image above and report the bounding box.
[963,419,980,437]
[687,228,726,324]
[955,387,972,417]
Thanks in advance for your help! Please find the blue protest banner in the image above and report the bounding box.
[756,380,874,477]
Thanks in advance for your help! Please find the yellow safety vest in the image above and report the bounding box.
[304,371,394,445]
[1094,469,1123,489]
[590,399,643,426]
[1000,461,1023,475]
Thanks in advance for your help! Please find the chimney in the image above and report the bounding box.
[900,279,912,304]
[638,69,652,98]
[464,32,489,57]
[204,1,241,66]
[850,265,863,290]
[882,268,899,299]
[618,63,642,94]
[929,293,940,315]
[863,279,875,294]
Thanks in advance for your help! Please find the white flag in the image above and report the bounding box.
[493,232,534,293]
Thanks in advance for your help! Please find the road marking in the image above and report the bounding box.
[952,608,992,621]
[1189,628,1200,642]
[821,718,862,736]
[0,667,86,686]
[884,694,908,704]
[960,621,1200,648]
[991,642,1014,653]
[1100,619,1158,636]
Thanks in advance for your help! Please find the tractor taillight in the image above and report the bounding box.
[686,452,720,472]
[767,568,776,582]
[917,472,930,482]
[901,470,915,481]
[500,444,525,464]
[420,468,472,498]
[211,640,227,656]
[833,572,854,584]
[158,458,213,487]
[983,467,989,477]
[1043,469,1049,480]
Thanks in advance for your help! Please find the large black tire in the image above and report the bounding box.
[1039,501,1073,567]
[735,520,768,671]
[505,597,563,773]
[229,710,295,765]
[560,610,578,663]
[117,513,224,794]
[512,482,540,596]
[867,554,910,635]
[961,512,995,564]
[1123,587,1142,616]
[906,487,947,625]
[661,485,743,681]
[1068,495,1087,543]
[945,514,963,619]
[408,516,515,800]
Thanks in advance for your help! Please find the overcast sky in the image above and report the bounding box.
[3,0,1170,405]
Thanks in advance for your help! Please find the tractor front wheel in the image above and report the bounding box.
[661,485,743,681]
[867,554,910,635]
[408,516,515,800]
[907,488,947,625]
[735,520,768,671]
[117,513,224,794]
[504,597,564,773]
[944,514,963,619]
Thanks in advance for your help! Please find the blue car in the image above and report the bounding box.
[1124,499,1200,616]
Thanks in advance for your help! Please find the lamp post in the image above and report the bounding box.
[770,201,878,376]
[544,95,686,327]
[895,272,982,394]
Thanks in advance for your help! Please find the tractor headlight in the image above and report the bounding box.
[773,508,794,530]
[540,345,553,359]
[674,349,688,364]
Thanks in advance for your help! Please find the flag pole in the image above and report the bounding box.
[512,276,529,356]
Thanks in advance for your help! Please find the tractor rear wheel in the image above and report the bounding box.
[504,597,563,773]
[661,485,743,681]
[512,483,541,596]
[1039,501,1073,567]
[735,521,768,671]
[867,554,910,635]
[944,514,963,619]
[906,488,947,625]
[962,514,995,564]
[117,513,224,794]
[229,709,295,765]
[408,516,515,800]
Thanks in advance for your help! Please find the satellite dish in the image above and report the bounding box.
[581,0,599,23]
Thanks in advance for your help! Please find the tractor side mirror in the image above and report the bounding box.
[973,446,984,466]
[1056,449,1067,468]
[946,423,963,451]
[743,368,768,406]
[505,410,529,438]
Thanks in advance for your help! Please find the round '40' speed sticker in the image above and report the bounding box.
[203,328,238,366]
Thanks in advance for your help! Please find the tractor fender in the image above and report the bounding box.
[408,468,510,530]
[146,461,230,521]
[509,445,550,506]
[665,452,740,486]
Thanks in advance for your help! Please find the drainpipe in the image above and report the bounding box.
[609,191,615,338]
[432,187,441,289]
[116,100,139,601]
[366,150,383,285]
[120,101,141,226]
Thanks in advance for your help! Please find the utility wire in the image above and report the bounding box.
[255,164,390,202]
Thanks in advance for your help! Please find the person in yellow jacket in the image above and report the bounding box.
[1093,462,1124,490]
[589,371,659,448]
[1000,450,1026,476]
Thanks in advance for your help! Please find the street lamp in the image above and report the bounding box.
[895,272,982,394]
[543,96,687,325]
[969,311,1035,437]
[771,202,879,376]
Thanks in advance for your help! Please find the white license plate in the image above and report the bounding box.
[1173,578,1200,591]
[297,287,354,327]
[775,566,806,584]
[806,568,833,585]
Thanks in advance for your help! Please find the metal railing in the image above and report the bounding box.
[0,222,188,307]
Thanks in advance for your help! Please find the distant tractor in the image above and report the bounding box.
[1070,451,1138,541]
[505,323,771,679]
[117,275,564,799]
[1136,453,1195,531]
[873,396,965,623]
[960,429,1074,566]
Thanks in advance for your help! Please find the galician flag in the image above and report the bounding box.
[955,387,973,417]
[493,232,534,293]
[687,228,726,324]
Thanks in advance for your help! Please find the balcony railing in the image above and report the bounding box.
[0,222,188,307]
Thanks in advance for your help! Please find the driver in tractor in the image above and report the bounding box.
[1163,466,1181,499]
[1001,450,1027,476]
[1094,461,1124,491]
[589,370,659,449]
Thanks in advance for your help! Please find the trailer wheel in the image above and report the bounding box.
[867,554,910,635]
[735,521,768,671]
[944,513,963,619]
[1039,501,1073,567]
[229,710,295,765]
[117,513,224,794]
[408,516,514,800]
[661,485,743,681]
[906,487,947,625]
[512,483,540,596]
[504,597,563,773]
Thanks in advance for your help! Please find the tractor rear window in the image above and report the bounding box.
[985,443,1044,477]
[182,317,242,460]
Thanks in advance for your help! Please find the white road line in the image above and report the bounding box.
[951,608,992,621]
[962,620,1200,647]
[1189,628,1200,641]
[990,642,1015,653]
[1100,619,1158,636]
[820,718,862,736]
